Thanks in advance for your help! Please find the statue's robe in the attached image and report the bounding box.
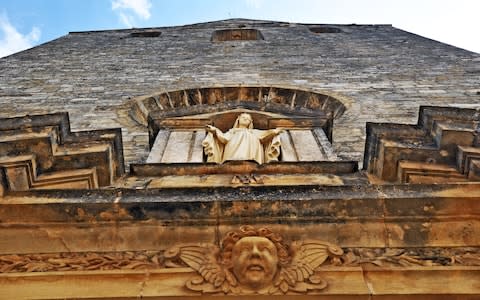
[202,128,281,164]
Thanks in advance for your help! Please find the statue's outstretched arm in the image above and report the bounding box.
[206,125,228,144]
[258,128,284,163]
[203,125,228,163]
[259,128,284,144]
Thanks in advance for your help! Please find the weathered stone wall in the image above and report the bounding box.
[0,19,478,167]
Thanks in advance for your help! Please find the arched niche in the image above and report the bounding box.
[129,86,349,165]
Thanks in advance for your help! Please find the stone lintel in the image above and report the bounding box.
[0,183,478,253]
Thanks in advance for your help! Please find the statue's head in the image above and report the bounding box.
[221,226,291,290]
[233,113,254,129]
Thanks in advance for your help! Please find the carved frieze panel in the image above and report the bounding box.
[364,106,480,183]
[2,247,479,274]
[0,251,164,273]
[341,247,480,267]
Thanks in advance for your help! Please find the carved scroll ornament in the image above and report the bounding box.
[341,247,480,267]
[164,225,343,295]
[1,247,478,274]
[0,251,163,273]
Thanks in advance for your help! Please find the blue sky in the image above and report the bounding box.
[1,0,479,57]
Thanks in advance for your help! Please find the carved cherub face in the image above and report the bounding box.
[231,236,279,289]
[167,226,336,295]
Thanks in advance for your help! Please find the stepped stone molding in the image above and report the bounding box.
[364,106,480,183]
[0,112,125,192]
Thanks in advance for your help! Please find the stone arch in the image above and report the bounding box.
[130,86,349,128]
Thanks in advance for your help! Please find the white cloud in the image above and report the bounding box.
[118,12,134,28]
[112,0,152,27]
[0,13,41,58]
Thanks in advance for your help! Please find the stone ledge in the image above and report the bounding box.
[130,160,358,177]
[0,267,478,299]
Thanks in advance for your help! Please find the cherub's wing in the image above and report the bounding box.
[284,240,344,282]
[164,244,235,288]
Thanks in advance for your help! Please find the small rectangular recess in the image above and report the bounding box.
[211,29,264,42]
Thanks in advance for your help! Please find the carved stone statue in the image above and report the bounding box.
[164,225,344,295]
[202,113,283,164]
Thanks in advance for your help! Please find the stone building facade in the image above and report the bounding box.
[0,19,479,299]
